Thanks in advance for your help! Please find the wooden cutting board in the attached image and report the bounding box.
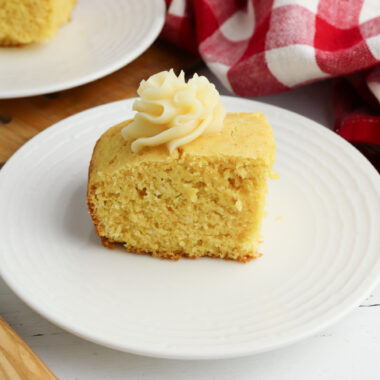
[0,317,57,379]
[0,41,200,165]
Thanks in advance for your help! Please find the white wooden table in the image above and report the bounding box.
[1,71,379,380]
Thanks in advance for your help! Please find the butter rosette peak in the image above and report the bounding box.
[121,69,226,153]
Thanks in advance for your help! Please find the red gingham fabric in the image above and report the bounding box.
[161,0,380,165]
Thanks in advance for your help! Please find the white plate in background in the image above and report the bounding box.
[0,97,379,359]
[0,0,165,98]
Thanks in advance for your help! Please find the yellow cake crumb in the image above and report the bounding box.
[87,112,276,263]
[0,0,77,46]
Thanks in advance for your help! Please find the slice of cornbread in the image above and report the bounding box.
[87,112,275,262]
[0,0,77,46]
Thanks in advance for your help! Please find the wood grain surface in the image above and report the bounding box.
[0,41,200,164]
[0,317,57,380]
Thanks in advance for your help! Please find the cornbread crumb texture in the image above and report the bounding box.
[87,113,275,262]
[0,0,77,46]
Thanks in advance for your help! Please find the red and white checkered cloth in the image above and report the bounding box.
[161,0,380,169]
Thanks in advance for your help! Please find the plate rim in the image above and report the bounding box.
[0,0,166,99]
[0,96,380,360]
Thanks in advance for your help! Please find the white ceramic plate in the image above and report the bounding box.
[0,97,379,359]
[0,0,165,98]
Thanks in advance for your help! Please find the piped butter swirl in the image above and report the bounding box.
[121,69,226,153]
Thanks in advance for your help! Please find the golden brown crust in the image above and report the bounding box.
[87,135,106,245]
[0,40,25,47]
[95,235,261,263]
